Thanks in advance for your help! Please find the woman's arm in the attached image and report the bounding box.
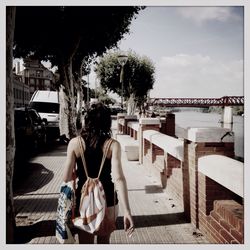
[62,138,77,182]
[111,140,134,235]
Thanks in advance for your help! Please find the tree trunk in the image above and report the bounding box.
[59,85,70,139]
[76,84,83,131]
[6,6,16,243]
[75,60,85,131]
[58,61,77,139]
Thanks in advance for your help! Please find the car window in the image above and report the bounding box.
[29,102,59,113]
[28,110,40,122]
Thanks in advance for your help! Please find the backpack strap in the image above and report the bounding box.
[78,136,113,179]
[78,136,89,178]
[97,138,113,178]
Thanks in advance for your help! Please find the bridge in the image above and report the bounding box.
[148,96,244,107]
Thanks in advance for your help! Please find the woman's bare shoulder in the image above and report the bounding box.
[67,136,83,158]
[110,138,120,147]
[67,136,82,151]
[69,137,79,146]
[110,138,121,155]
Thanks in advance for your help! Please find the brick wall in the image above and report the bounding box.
[187,141,235,228]
[134,130,137,140]
[141,126,243,244]
[139,122,160,164]
[152,144,164,163]
[162,153,183,206]
[143,139,151,157]
[165,168,183,206]
[160,113,175,136]
[182,139,190,220]
[124,117,137,135]
[143,139,184,207]
[117,113,125,134]
[199,199,244,243]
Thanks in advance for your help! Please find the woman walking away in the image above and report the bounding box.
[62,102,134,244]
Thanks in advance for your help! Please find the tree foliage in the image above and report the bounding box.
[13,6,143,137]
[14,7,141,64]
[95,50,155,111]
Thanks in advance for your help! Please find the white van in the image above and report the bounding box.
[29,90,60,136]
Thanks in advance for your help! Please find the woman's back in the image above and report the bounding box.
[75,138,118,208]
[62,102,134,243]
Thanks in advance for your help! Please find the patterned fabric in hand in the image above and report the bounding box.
[55,182,75,244]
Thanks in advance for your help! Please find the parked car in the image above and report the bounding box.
[29,90,60,139]
[14,107,47,155]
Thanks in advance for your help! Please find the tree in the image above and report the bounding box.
[95,50,155,114]
[13,6,143,138]
[7,6,143,242]
[6,6,16,243]
[91,86,116,106]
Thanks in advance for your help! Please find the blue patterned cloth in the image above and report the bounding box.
[55,182,75,244]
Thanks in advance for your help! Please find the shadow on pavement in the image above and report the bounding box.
[145,185,164,194]
[13,162,54,196]
[14,197,58,213]
[128,185,164,194]
[14,213,187,243]
[39,142,67,157]
[116,212,187,229]
[14,220,56,244]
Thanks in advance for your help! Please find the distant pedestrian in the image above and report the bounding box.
[62,102,134,244]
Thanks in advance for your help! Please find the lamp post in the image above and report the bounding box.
[118,54,128,111]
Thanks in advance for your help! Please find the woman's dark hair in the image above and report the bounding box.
[81,102,112,148]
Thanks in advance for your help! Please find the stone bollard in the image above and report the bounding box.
[138,118,161,164]
[183,127,235,228]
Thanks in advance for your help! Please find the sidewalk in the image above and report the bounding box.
[13,122,209,244]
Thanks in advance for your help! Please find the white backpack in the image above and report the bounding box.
[72,137,115,235]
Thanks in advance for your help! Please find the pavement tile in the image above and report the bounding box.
[13,122,209,244]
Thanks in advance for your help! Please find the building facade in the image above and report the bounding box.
[13,58,56,107]
[13,73,30,107]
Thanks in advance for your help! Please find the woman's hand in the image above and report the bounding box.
[124,213,134,237]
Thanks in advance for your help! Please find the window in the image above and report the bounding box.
[29,102,60,113]
[28,109,41,123]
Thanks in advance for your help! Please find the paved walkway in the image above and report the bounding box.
[13,122,209,244]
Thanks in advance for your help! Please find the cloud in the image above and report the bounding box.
[177,7,241,25]
[150,54,243,98]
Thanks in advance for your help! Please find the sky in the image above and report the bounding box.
[10,5,244,101]
[87,6,244,99]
